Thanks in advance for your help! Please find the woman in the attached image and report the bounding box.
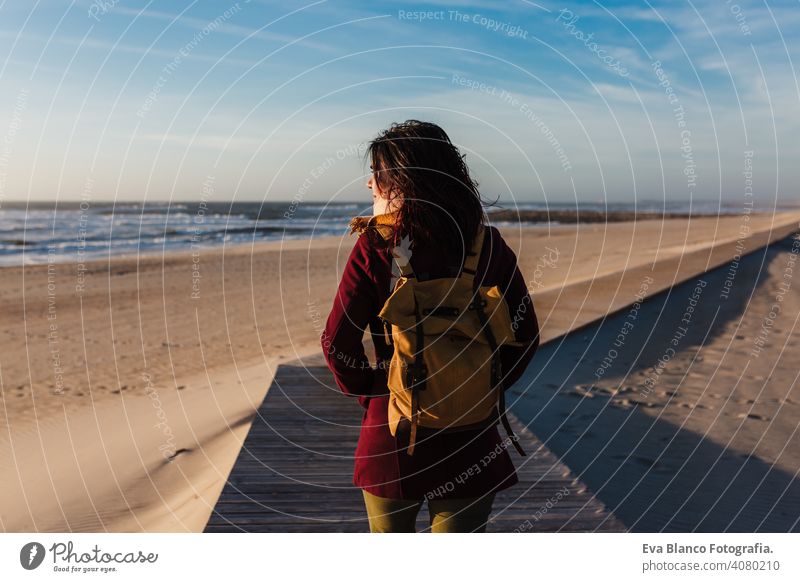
[320,120,540,533]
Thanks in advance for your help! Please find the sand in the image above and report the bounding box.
[1,211,798,531]
[509,234,800,531]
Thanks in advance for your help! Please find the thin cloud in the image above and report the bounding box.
[0,30,264,67]
[107,3,339,53]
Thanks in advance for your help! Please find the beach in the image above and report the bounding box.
[1,211,798,532]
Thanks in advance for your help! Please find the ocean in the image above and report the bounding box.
[0,199,786,266]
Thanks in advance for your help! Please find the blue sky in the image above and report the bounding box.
[0,0,798,206]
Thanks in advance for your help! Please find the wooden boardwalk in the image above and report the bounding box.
[204,353,627,532]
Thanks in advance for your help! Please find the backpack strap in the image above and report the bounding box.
[395,257,415,278]
[467,228,526,457]
[406,297,427,456]
[390,225,485,281]
[460,225,486,279]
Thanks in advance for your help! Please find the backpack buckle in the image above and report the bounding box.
[468,297,487,310]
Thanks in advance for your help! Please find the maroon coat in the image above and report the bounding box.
[320,214,540,500]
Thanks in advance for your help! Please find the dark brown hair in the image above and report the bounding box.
[365,120,495,256]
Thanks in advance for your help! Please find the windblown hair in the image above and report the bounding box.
[365,120,495,256]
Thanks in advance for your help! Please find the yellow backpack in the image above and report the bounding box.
[377,224,527,457]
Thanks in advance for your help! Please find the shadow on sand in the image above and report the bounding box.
[510,235,800,532]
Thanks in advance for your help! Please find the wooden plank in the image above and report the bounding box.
[205,360,627,532]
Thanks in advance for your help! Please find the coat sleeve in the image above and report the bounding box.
[494,230,540,389]
[321,230,385,408]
